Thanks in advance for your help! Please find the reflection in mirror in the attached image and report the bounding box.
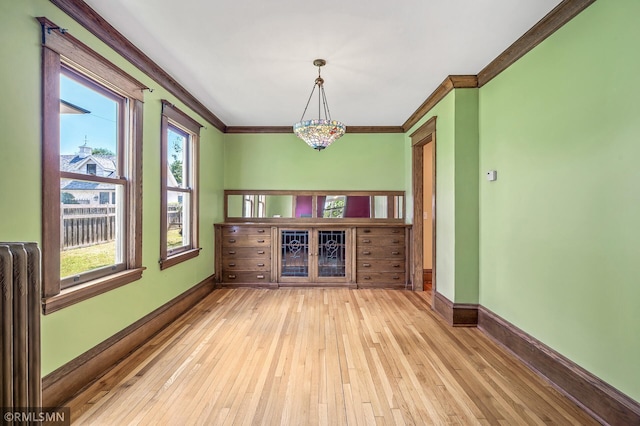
[395,196,404,219]
[265,195,294,218]
[374,196,388,219]
[227,195,244,218]
[322,195,346,218]
[225,191,405,221]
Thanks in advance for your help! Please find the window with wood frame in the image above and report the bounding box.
[160,101,201,269]
[39,17,145,314]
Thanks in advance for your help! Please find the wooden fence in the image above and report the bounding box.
[61,206,116,250]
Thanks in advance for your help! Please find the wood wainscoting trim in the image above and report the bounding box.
[432,291,478,327]
[478,306,640,426]
[42,275,215,407]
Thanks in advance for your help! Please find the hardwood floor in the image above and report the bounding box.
[68,288,596,425]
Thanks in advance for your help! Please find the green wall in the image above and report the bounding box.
[0,1,225,376]
[224,133,405,190]
[404,89,479,303]
[479,0,640,401]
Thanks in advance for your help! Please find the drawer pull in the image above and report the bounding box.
[228,238,236,243]
[228,274,237,279]
[363,229,371,233]
[392,229,400,234]
[228,250,236,255]
[258,229,265,233]
[229,262,236,267]
[363,276,371,280]
[257,263,265,267]
[257,239,265,243]
[392,251,400,255]
[363,263,371,268]
[230,229,237,233]
[258,250,265,254]
[392,239,400,244]
[393,264,401,268]
[363,251,371,255]
[256,274,265,279]
[393,276,400,280]
[362,239,371,243]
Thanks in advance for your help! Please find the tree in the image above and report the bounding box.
[170,135,183,184]
[91,147,115,155]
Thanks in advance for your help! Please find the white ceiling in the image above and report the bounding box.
[84,0,561,127]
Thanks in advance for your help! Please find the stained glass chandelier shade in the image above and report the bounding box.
[293,59,346,151]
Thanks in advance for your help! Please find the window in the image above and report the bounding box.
[39,17,145,314]
[160,100,201,269]
[243,194,266,218]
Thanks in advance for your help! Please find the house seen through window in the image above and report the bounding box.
[59,69,124,285]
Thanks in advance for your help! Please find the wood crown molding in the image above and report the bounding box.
[225,126,404,134]
[432,291,478,327]
[477,0,596,87]
[402,76,477,133]
[403,0,595,130]
[50,0,594,133]
[49,0,226,132]
[478,306,640,426]
[42,275,215,407]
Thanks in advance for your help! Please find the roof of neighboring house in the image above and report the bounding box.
[60,154,116,175]
[62,181,115,190]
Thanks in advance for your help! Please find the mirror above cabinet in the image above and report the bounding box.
[225,190,404,222]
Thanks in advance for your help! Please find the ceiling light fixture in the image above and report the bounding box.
[293,59,346,151]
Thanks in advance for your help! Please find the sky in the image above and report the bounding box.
[60,73,185,182]
[60,74,118,155]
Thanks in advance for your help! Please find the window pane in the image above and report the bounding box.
[167,126,187,188]
[60,72,119,177]
[60,178,123,279]
[167,191,190,251]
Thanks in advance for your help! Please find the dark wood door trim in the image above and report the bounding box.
[410,117,436,293]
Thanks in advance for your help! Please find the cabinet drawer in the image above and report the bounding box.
[357,235,404,246]
[222,226,270,236]
[221,258,270,271]
[220,246,270,259]
[221,271,270,283]
[356,260,404,272]
[357,227,404,237]
[357,246,405,258]
[222,235,271,247]
[358,272,405,284]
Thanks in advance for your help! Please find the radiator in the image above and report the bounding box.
[0,242,41,410]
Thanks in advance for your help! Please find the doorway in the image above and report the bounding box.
[410,117,436,305]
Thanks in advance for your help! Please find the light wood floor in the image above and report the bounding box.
[68,288,596,425]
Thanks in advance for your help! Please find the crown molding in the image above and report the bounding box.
[225,126,404,134]
[49,0,227,133]
[477,0,596,87]
[52,0,595,135]
[402,75,477,133]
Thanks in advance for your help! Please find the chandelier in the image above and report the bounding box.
[293,59,346,151]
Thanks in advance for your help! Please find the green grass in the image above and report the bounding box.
[60,241,116,278]
[60,228,184,277]
[167,228,184,249]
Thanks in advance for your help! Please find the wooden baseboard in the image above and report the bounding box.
[432,291,478,326]
[423,268,432,290]
[42,275,215,407]
[478,306,640,425]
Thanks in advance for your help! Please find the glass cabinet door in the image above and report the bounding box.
[280,230,310,278]
[279,228,349,283]
[317,230,346,278]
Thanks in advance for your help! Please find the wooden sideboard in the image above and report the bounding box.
[215,223,411,289]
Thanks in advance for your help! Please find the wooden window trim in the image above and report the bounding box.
[39,17,144,312]
[160,101,202,270]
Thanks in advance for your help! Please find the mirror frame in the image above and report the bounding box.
[224,190,405,223]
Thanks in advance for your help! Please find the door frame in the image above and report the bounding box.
[410,117,436,297]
